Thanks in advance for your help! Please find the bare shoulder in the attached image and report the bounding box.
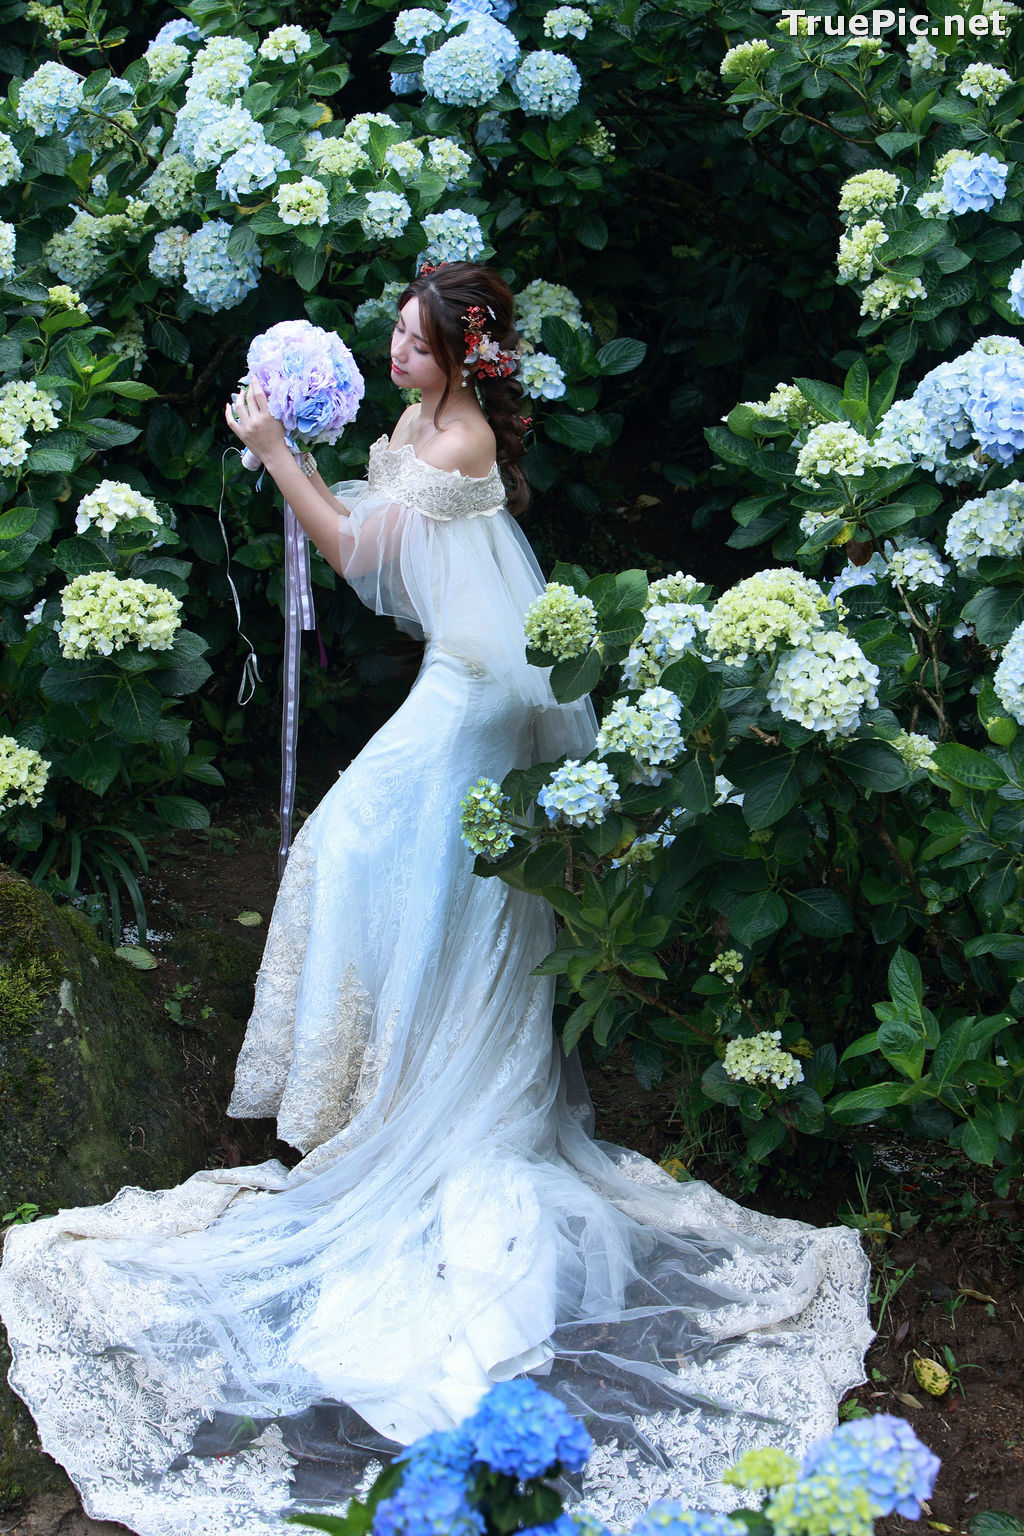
[418,418,497,479]
[387,403,420,448]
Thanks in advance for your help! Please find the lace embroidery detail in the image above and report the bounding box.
[367,435,505,521]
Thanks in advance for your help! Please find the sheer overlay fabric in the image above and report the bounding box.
[0,438,873,1536]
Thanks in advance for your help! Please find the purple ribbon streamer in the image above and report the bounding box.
[278,488,317,878]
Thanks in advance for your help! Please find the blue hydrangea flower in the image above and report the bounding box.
[994,617,1024,725]
[942,152,1009,214]
[183,219,261,312]
[801,1413,940,1520]
[513,50,581,117]
[15,61,84,136]
[447,0,514,22]
[216,140,289,201]
[421,208,485,263]
[372,1462,484,1536]
[1008,261,1024,320]
[463,1380,593,1477]
[154,17,201,44]
[521,1519,581,1536]
[967,353,1024,465]
[631,1509,745,1536]
[423,34,503,104]
[460,15,520,76]
[391,73,420,94]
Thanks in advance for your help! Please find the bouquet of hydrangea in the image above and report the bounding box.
[240,318,365,468]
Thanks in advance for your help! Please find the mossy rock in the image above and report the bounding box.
[0,868,258,1508]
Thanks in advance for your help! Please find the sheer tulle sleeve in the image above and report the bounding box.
[329,439,597,765]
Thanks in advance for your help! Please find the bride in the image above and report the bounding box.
[0,263,872,1536]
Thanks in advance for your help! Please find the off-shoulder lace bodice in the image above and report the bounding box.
[367,434,505,521]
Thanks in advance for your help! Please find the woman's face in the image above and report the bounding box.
[390,297,450,395]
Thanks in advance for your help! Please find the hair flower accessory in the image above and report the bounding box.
[462,304,521,384]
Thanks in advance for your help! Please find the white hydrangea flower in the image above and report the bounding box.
[1008,262,1024,320]
[423,35,503,104]
[459,776,515,859]
[622,602,712,688]
[724,1032,804,1090]
[422,208,485,263]
[144,154,196,220]
[946,482,1024,570]
[543,6,592,39]
[537,758,622,827]
[75,480,162,536]
[144,40,189,81]
[46,284,86,312]
[740,382,825,427]
[361,190,412,239]
[994,618,1024,724]
[513,50,581,118]
[597,686,685,785]
[217,140,289,201]
[767,630,880,739]
[886,540,950,591]
[190,102,264,172]
[837,218,889,283]
[395,8,445,48]
[58,571,182,658]
[516,279,589,347]
[709,949,744,979]
[110,312,146,377]
[0,737,50,814]
[188,35,255,100]
[720,39,774,80]
[385,141,425,179]
[795,422,902,487]
[306,136,370,178]
[523,582,598,659]
[15,60,83,136]
[861,274,926,319]
[893,730,936,771]
[915,187,951,218]
[275,175,330,226]
[519,352,566,400]
[0,132,24,187]
[148,225,191,283]
[798,506,853,543]
[646,572,706,606]
[0,221,16,280]
[907,36,944,69]
[344,111,400,145]
[838,169,903,217]
[427,137,473,187]
[707,569,829,664]
[0,380,60,433]
[259,24,312,62]
[958,62,1012,103]
[581,121,615,159]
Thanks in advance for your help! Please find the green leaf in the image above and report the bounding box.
[888,947,923,1023]
[829,1081,909,1119]
[544,414,606,453]
[956,1115,999,1166]
[931,743,1008,789]
[729,890,788,947]
[63,740,122,796]
[678,753,715,814]
[522,841,568,888]
[834,740,910,792]
[741,758,800,829]
[576,212,608,251]
[877,1019,926,1080]
[968,1513,1024,1536]
[789,888,854,939]
[961,585,1024,647]
[548,646,601,702]
[152,795,210,830]
[0,506,37,539]
[595,337,647,376]
[103,678,163,742]
[745,1116,787,1161]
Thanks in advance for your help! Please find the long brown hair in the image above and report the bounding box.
[397,262,529,517]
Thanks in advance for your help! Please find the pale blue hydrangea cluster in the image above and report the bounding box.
[75,481,162,536]
[385,141,425,179]
[58,571,182,658]
[354,282,408,336]
[460,15,521,76]
[516,279,589,347]
[719,39,774,80]
[218,139,290,201]
[800,1413,940,1521]
[423,35,503,104]
[893,730,936,772]
[724,1032,805,1088]
[861,274,926,319]
[957,61,1012,103]
[361,191,413,240]
[259,24,313,62]
[513,51,581,117]
[767,631,880,738]
[44,211,130,290]
[631,1509,742,1536]
[596,688,684,786]
[110,311,146,377]
[622,602,712,688]
[15,60,84,135]
[519,352,566,400]
[275,175,330,225]
[838,169,903,217]
[995,618,1024,722]
[189,101,265,173]
[538,759,622,827]
[942,151,1008,214]
[544,6,592,39]
[827,552,887,600]
[0,222,15,281]
[795,422,902,486]
[458,777,516,859]
[395,8,446,47]
[144,40,189,82]
[0,133,22,187]
[965,353,1024,465]
[189,34,255,99]
[148,226,190,282]
[0,380,60,469]
[523,582,598,659]
[183,219,261,311]
[707,569,829,664]
[422,208,485,263]
[0,737,50,815]
[144,153,196,220]
[427,138,473,186]
[155,17,201,44]
[836,218,889,283]
[945,482,1024,569]
[1009,262,1024,320]
[886,540,950,591]
[305,136,370,179]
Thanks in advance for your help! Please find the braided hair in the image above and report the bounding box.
[397,262,530,516]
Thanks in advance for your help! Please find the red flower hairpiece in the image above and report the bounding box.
[462,304,521,382]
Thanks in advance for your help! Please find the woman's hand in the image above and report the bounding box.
[224,378,288,464]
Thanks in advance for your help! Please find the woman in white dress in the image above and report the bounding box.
[0,263,873,1536]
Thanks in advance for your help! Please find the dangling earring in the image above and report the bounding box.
[461,367,470,389]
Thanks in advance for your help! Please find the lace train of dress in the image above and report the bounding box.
[0,439,873,1536]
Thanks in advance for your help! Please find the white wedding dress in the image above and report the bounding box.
[0,438,873,1536]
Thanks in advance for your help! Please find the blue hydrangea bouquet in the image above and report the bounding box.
[287,1381,940,1536]
[239,318,365,469]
